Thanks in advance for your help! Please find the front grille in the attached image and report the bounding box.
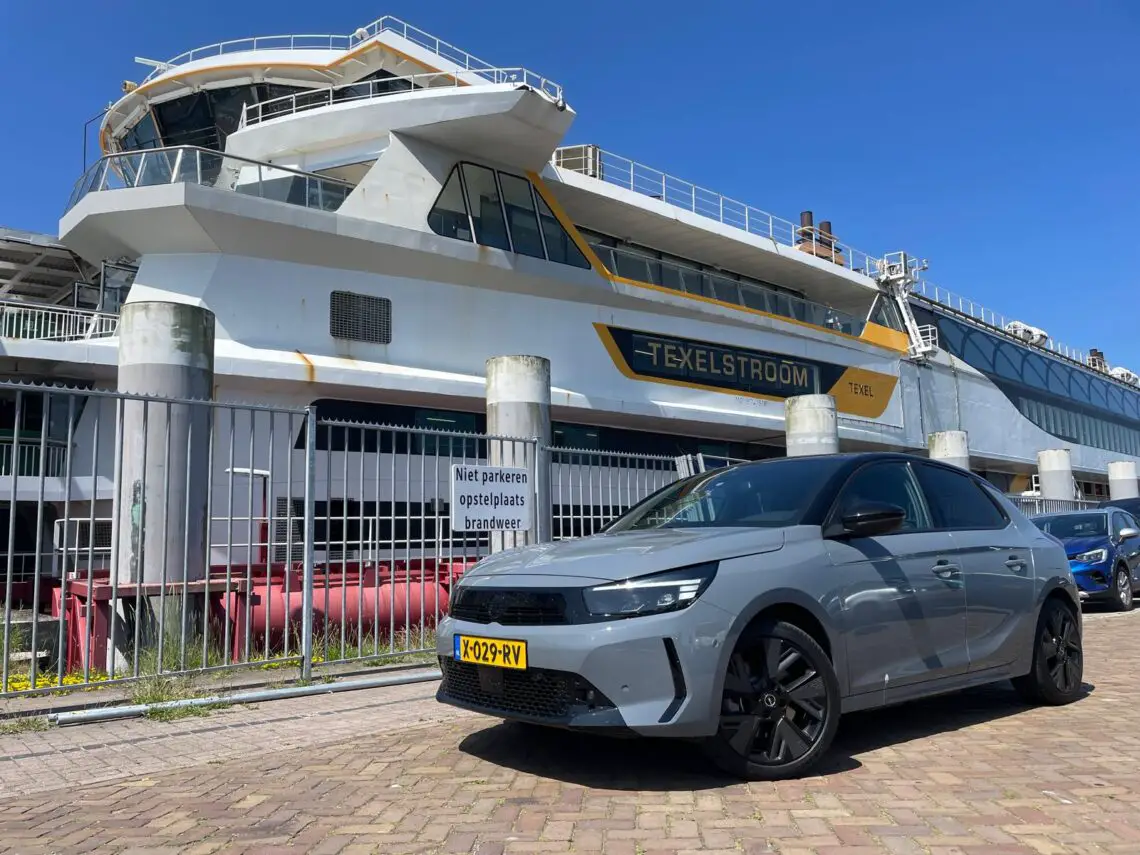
[449,588,570,626]
[439,658,614,720]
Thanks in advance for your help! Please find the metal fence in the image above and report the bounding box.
[1007,496,1098,517]
[0,382,681,698]
[0,379,1123,700]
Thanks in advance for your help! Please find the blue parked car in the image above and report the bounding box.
[1032,508,1140,610]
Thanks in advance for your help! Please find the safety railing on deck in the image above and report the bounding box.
[909,283,1093,367]
[0,437,69,478]
[142,15,505,83]
[65,145,354,214]
[242,67,562,127]
[0,300,118,342]
[552,144,1116,375]
[553,145,881,277]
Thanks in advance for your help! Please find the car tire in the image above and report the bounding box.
[702,619,840,781]
[1110,567,1134,612]
[1012,597,1083,706]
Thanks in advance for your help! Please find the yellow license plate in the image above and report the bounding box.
[453,634,528,670]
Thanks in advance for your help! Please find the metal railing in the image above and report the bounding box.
[5,378,1129,699]
[1008,496,1098,516]
[0,300,118,342]
[553,145,880,277]
[549,447,681,539]
[552,145,1117,375]
[0,381,684,697]
[0,438,69,478]
[909,285,1095,369]
[66,146,354,214]
[242,67,562,127]
[142,15,508,83]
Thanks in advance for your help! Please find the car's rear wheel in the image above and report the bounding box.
[1012,597,1083,705]
[702,619,840,781]
[1111,567,1134,612]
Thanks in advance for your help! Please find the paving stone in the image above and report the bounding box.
[0,610,1139,852]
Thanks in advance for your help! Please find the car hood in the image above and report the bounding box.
[1056,534,1110,558]
[461,527,787,584]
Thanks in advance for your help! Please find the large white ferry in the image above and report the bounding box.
[3,13,1139,529]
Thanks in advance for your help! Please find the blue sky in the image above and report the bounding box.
[1,1,1136,364]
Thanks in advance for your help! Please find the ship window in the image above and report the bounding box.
[329,291,392,345]
[427,166,473,242]
[534,192,591,269]
[498,172,546,260]
[121,111,163,152]
[868,294,906,331]
[461,163,512,251]
[153,91,218,149]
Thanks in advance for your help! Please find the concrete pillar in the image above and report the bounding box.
[1109,461,1140,501]
[114,302,214,664]
[928,430,970,470]
[1037,448,1074,501]
[485,355,551,550]
[785,394,839,457]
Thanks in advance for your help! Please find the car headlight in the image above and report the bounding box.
[1073,548,1108,564]
[582,562,719,619]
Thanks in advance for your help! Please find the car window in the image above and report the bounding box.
[834,461,929,533]
[606,456,843,532]
[912,463,1008,530]
[1112,512,1129,537]
[1034,513,1108,539]
[1123,512,1140,532]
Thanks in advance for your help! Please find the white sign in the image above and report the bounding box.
[450,464,533,532]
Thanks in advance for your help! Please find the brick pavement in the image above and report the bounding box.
[2,611,1140,854]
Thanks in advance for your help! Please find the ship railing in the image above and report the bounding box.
[0,300,118,343]
[552,145,881,278]
[241,66,562,127]
[0,435,69,479]
[65,145,355,215]
[908,283,1092,367]
[552,145,1112,375]
[142,15,502,83]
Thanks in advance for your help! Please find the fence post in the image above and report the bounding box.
[533,437,551,543]
[300,406,317,681]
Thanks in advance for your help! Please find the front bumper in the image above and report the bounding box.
[1071,563,1113,599]
[435,599,731,738]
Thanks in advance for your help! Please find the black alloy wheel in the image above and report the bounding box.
[703,620,840,780]
[1112,567,1134,612]
[1013,597,1084,705]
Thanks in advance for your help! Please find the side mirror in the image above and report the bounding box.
[830,501,907,539]
[1120,527,1140,541]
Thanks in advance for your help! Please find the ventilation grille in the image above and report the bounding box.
[273,496,304,562]
[329,291,392,344]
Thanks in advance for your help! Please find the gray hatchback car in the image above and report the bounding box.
[436,452,1084,779]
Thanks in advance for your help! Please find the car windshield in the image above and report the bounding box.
[606,457,841,532]
[1034,513,1107,539]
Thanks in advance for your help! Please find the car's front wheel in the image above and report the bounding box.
[702,619,840,781]
[1012,596,1083,705]
[1111,567,1134,612]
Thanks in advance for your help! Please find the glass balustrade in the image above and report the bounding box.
[66,146,354,214]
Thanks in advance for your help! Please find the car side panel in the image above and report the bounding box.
[824,530,968,693]
[950,526,1036,673]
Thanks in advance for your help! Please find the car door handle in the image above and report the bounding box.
[1005,556,1028,574]
[932,559,961,578]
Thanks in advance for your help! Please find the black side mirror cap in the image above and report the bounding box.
[826,501,907,539]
